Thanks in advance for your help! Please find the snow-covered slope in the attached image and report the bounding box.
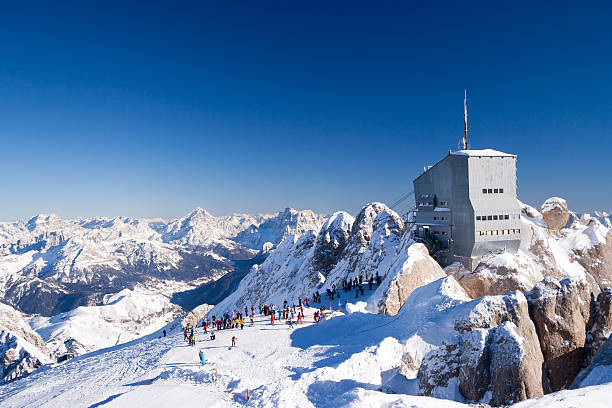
[1,286,610,408]
[29,286,184,358]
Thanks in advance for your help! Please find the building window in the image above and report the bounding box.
[482,189,487,194]
[442,231,448,235]
[440,201,448,206]
[500,188,504,193]
[476,216,481,220]
[499,214,504,219]
[493,215,498,220]
[494,188,499,193]
[488,189,493,193]
[433,216,439,220]
[441,216,448,220]
[504,215,509,220]
[487,215,492,220]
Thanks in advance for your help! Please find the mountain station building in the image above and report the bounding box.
[412,149,522,270]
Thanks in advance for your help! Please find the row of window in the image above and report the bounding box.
[433,216,448,221]
[477,214,510,221]
[433,230,448,235]
[478,229,521,236]
[482,188,504,194]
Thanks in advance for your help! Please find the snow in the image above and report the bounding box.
[541,197,567,213]
[450,149,515,157]
[29,287,182,357]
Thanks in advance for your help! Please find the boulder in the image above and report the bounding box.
[541,197,570,231]
[375,243,446,315]
[526,277,591,391]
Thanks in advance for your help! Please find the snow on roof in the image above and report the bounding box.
[451,149,515,157]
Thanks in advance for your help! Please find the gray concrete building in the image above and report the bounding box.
[412,149,522,270]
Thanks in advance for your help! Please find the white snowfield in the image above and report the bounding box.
[29,287,184,358]
[2,277,611,408]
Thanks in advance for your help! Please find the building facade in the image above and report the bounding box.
[412,149,522,270]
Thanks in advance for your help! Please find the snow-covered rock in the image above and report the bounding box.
[0,303,52,383]
[232,208,326,251]
[370,243,446,315]
[418,291,546,405]
[526,277,591,391]
[586,288,612,361]
[449,252,544,299]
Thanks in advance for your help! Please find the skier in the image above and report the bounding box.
[305,298,309,307]
[249,314,254,326]
[240,317,244,330]
[271,313,275,325]
[162,329,166,337]
[199,350,205,366]
[183,329,188,341]
[231,336,236,347]
[297,312,303,325]
[210,331,216,341]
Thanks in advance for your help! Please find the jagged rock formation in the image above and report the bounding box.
[418,291,545,405]
[526,277,591,391]
[232,208,326,251]
[587,288,612,360]
[0,303,52,383]
[541,197,570,231]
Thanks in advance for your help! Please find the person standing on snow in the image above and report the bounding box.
[231,336,236,347]
[199,350,205,366]
[271,313,275,325]
[163,329,166,337]
[249,314,254,326]
[240,316,244,330]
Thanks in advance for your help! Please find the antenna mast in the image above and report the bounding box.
[462,89,468,150]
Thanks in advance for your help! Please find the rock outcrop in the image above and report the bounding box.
[182,304,214,328]
[541,197,570,231]
[0,302,52,383]
[451,253,544,299]
[586,288,612,361]
[526,277,591,391]
[418,291,546,405]
[374,243,446,315]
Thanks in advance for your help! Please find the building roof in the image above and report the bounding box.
[450,149,515,157]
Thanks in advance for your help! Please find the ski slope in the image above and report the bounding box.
[2,295,611,407]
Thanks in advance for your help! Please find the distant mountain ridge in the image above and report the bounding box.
[0,207,327,316]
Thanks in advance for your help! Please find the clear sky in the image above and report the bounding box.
[1,1,610,221]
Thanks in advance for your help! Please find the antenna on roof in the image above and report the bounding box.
[462,89,469,150]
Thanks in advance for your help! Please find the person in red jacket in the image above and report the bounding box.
[270,313,275,325]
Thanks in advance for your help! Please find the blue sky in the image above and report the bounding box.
[1,1,610,220]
